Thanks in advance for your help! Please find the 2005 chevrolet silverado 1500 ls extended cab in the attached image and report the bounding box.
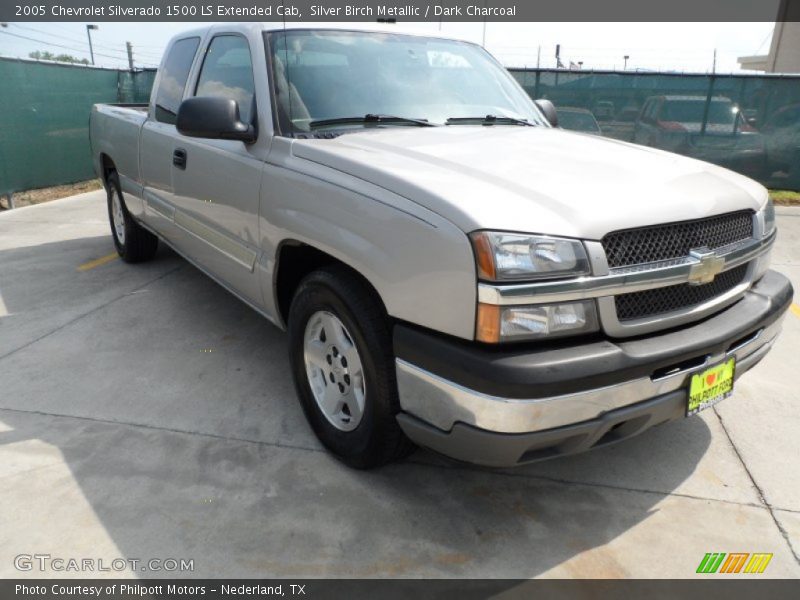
[89,24,792,468]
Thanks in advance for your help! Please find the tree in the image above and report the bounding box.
[29,50,90,65]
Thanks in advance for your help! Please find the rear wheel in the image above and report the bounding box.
[287,266,414,468]
[106,171,158,263]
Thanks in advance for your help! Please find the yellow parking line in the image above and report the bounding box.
[791,303,800,319]
[77,252,118,272]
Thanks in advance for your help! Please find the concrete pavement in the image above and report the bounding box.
[0,192,798,578]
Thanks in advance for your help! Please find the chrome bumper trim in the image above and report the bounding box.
[477,230,775,306]
[396,316,782,435]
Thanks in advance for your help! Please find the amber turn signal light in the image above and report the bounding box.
[470,232,497,280]
[476,302,501,343]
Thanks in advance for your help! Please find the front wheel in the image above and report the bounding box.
[287,266,414,469]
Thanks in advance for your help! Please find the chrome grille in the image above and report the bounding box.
[614,264,748,321]
[602,211,754,269]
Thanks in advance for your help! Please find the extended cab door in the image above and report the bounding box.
[169,33,264,306]
[140,36,201,240]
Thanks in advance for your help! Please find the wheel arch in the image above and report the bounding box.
[99,153,117,184]
[273,239,388,329]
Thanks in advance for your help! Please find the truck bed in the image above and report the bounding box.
[90,103,150,186]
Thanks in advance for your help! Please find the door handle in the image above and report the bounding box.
[173,148,187,169]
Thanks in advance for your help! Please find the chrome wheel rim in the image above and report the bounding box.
[303,311,366,432]
[111,189,126,245]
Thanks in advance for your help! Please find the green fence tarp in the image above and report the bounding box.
[2,60,800,195]
[0,58,155,196]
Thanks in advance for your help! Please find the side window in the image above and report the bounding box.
[195,35,256,125]
[155,37,200,124]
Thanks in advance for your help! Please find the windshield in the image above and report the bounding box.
[266,29,546,134]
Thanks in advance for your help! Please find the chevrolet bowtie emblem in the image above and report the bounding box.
[688,248,725,285]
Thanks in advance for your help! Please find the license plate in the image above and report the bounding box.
[687,358,736,416]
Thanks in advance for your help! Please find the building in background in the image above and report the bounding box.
[738,0,800,73]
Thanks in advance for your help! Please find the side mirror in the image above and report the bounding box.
[535,99,559,128]
[176,97,256,143]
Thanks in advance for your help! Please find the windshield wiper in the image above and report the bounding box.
[445,115,535,126]
[309,114,438,129]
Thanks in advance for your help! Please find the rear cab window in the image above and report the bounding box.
[154,37,201,124]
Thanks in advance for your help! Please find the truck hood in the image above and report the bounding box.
[291,126,767,239]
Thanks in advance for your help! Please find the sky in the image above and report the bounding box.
[0,21,777,73]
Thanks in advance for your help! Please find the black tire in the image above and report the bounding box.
[287,266,415,469]
[106,171,158,263]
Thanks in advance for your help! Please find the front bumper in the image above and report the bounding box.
[394,270,793,467]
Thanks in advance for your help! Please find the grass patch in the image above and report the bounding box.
[769,189,800,206]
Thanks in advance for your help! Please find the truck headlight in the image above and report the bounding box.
[761,197,775,236]
[471,231,590,281]
[753,198,775,281]
[476,300,599,343]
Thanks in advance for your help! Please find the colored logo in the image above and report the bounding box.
[696,552,773,574]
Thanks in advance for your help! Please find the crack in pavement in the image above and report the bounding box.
[1,404,794,514]
[713,405,800,565]
[0,265,183,363]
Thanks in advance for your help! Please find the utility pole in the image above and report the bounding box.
[126,41,134,70]
[623,55,629,70]
[712,48,717,74]
[536,45,541,69]
[86,24,98,65]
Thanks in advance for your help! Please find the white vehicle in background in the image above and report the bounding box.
[89,24,791,468]
[556,107,602,134]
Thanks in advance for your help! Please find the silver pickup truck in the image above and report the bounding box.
[89,23,792,468]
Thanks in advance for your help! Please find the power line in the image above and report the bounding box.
[131,50,164,59]
[8,22,164,66]
[10,23,128,55]
[11,23,131,57]
[0,30,128,63]
[753,30,773,55]
[40,22,142,52]
[123,43,166,49]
